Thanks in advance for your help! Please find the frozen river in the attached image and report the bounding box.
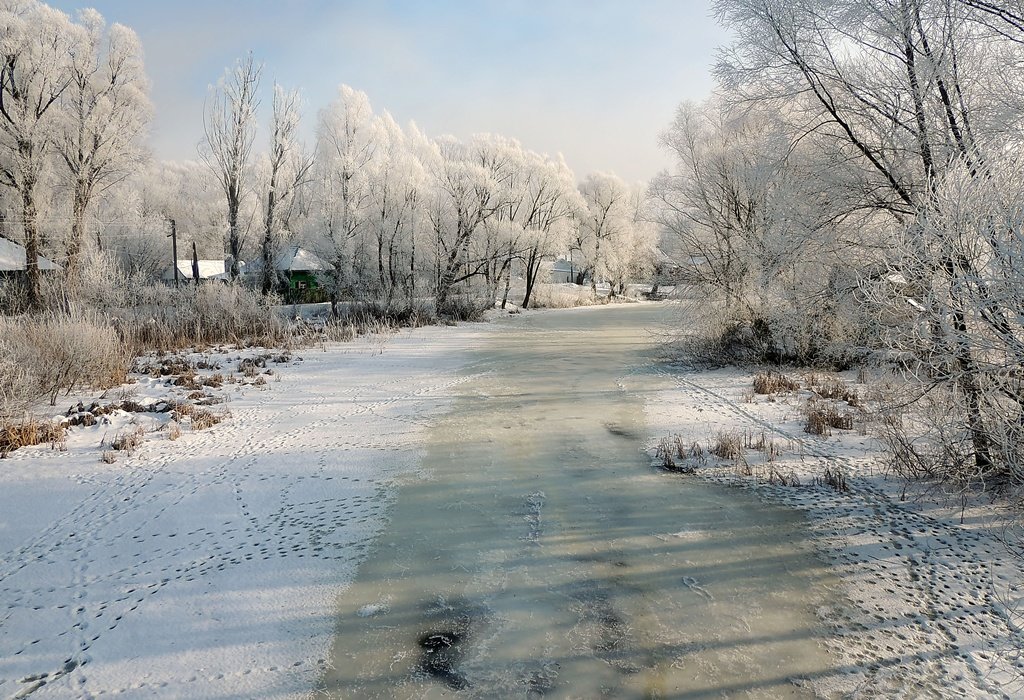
[321,304,840,698]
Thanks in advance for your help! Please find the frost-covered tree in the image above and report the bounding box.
[201,53,261,279]
[428,133,513,311]
[0,0,74,308]
[712,0,1024,475]
[650,96,871,360]
[365,112,425,303]
[56,8,150,285]
[576,172,651,298]
[259,84,313,293]
[315,84,375,307]
[652,100,780,311]
[603,184,658,296]
[870,152,1024,488]
[517,153,583,308]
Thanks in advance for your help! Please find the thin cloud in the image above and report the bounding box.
[47,0,730,181]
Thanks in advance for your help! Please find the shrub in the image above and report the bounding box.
[436,295,488,322]
[118,284,289,352]
[873,383,992,492]
[0,314,131,411]
[527,284,601,309]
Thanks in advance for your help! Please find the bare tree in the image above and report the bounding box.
[56,9,151,285]
[714,0,1024,474]
[315,84,375,310]
[0,1,74,308]
[518,153,582,309]
[201,53,261,280]
[430,134,509,311]
[260,84,313,294]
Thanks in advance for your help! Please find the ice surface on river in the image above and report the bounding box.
[322,305,841,699]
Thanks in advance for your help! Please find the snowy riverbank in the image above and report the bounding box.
[645,366,1024,699]
[0,323,486,699]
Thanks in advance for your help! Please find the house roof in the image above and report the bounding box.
[162,259,226,280]
[247,246,334,273]
[0,237,61,272]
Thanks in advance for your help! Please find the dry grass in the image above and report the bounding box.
[110,425,145,453]
[322,321,357,343]
[167,421,182,441]
[804,399,855,436]
[238,356,267,377]
[762,465,801,486]
[0,417,66,456]
[811,376,860,406]
[120,285,289,353]
[744,430,782,463]
[815,465,849,491]
[710,431,744,461]
[0,314,131,414]
[753,371,800,395]
[169,401,194,421]
[527,284,603,309]
[656,435,707,473]
[191,409,226,431]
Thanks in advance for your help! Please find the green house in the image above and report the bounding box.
[248,246,334,302]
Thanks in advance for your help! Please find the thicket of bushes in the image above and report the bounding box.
[118,285,291,352]
[0,314,131,419]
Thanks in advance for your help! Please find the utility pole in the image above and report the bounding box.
[168,218,179,288]
[192,241,200,284]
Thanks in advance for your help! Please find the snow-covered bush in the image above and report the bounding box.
[653,98,878,367]
[0,314,131,412]
[528,283,603,309]
[120,284,288,351]
[870,156,1024,491]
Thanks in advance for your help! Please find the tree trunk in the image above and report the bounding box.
[65,182,90,287]
[22,181,42,310]
[522,249,540,309]
[500,242,514,310]
[228,187,242,279]
[945,270,994,470]
[377,232,387,299]
[409,220,416,305]
[435,225,471,311]
[387,237,398,305]
[261,189,276,294]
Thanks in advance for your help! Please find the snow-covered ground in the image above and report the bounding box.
[0,323,487,699]
[645,365,1024,699]
[6,309,1024,699]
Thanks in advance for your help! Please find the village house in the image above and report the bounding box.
[0,237,61,277]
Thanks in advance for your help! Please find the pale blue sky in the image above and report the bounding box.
[49,0,729,182]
